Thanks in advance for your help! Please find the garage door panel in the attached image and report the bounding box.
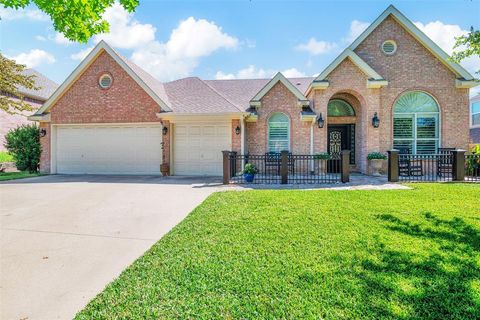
[56,125,162,175]
[173,122,231,176]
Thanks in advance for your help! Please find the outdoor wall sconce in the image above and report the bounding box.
[162,126,168,135]
[235,126,241,135]
[372,112,380,128]
[316,113,325,128]
[40,128,47,137]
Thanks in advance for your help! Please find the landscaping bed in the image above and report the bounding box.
[76,184,480,320]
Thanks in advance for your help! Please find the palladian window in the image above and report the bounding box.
[393,91,440,154]
[268,112,290,152]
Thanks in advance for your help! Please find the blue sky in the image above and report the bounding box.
[1,0,479,85]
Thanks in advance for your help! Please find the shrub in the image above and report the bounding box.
[367,152,387,160]
[4,124,41,172]
[242,163,258,175]
[313,152,331,160]
[0,151,14,163]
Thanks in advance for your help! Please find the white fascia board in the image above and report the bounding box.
[456,79,479,89]
[27,113,51,122]
[367,79,389,88]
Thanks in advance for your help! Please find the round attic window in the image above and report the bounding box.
[381,40,397,55]
[99,74,113,89]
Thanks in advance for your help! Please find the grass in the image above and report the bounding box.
[0,171,39,181]
[76,184,480,320]
[0,151,13,163]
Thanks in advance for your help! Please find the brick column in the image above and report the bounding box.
[39,122,51,174]
[161,120,171,175]
[231,119,241,153]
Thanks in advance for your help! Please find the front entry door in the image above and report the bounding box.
[327,125,354,172]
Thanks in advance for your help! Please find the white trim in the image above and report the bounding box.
[381,40,397,55]
[456,79,479,89]
[157,112,246,122]
[250,72,308,105]
[349,5,474,81]
[267,112,291,152]
[315,49,385,81]
[33,41,171,117]
[28,114,51,122]
[367,79,389,88]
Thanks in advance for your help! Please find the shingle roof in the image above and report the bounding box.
[18,69,58,101]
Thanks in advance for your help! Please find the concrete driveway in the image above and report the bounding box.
[0,175,224,320]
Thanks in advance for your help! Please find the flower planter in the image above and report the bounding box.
[369,159,384,176]
[244,173,255,183]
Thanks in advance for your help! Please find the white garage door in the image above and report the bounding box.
[173,122,230,176]
[55,124,162,174]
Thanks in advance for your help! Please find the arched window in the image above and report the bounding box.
[393,91,440,154]
[328,99,355,117]
[268,113,290,152]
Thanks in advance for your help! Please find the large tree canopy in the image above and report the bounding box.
[1,0,139,43]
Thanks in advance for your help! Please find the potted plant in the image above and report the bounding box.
[313,152,331,174]
[242,163,258,183]
[367,152,387,176]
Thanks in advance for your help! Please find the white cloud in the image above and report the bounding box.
[8,49,55,68]
[215,65,306,80]
[0,7,48,21]
[415,21,480,76]
[35,35,46,41]
[71,46,94,60]
[282,68,306,78]
[131,16,238,81]
[92,2,156,49]
[53,32,74,45]
[344,20,369,43]
[295,38,337,55]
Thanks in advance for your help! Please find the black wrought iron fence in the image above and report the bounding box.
[224,150,349,185]
[465,154,480,182]
[398,153,453,182]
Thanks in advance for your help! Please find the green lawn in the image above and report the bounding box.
[0,151,13,163]
[0,171,39,181]
[76,184,480,320]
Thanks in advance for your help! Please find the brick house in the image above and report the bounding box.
[1,69,57,151]
[29,5,477,176]
[470,94,480,144]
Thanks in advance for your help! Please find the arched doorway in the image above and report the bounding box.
[327,98,357,169]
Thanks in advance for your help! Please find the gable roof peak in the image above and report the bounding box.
[250,72,309,105]
[349,4,474,81]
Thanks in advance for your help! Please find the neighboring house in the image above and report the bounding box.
[29,5,477,176]
[1,69,58,151]
[470,94,480,144]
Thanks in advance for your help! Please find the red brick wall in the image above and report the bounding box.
[50,51,161,124]
[39,122,50,173]
[162,120,171,170]
[231,119,241,153]
[246,82,311,155]
[355,15,470,152]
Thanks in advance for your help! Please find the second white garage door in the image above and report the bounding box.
[173,122,230,176]
[55,124,162,174]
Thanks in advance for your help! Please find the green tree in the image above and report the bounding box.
[0,0,139,113]
[0,54,38,114]
[1,0,139,43]
[451,27,480,76]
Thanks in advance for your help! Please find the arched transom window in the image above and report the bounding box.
[328,99,355,117]
[393,91,440,154]
[268,112,290,152]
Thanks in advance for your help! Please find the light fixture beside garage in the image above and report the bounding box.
[235,126,241,135]
[98,73,113,89]
[162,126,168,135]
[40,128,47,137]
